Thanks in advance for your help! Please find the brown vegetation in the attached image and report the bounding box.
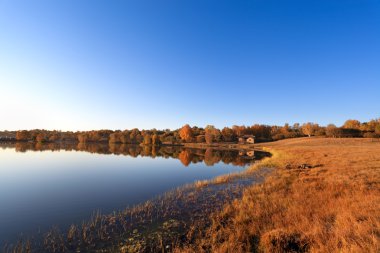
[9,118,380,145]
[179,124,194,143]
[177,138,380,252]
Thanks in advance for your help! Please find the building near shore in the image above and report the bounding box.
[238,135,255,144]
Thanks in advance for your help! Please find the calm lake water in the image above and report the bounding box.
[0,143,266,244]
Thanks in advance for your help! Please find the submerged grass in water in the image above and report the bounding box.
[3,161,271,253]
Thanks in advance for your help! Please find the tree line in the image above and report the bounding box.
[3,118,380,145]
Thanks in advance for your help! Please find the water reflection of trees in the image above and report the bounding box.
[1,142,269,166]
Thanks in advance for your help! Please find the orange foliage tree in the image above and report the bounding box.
[343,119,361,129]
[179,124,193,142]
[302,123,319,137]
[16,130,30,141]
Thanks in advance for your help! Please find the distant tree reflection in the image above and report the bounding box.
[5,142,269,167]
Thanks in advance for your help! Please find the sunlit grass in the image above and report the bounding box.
[177,138,380,253]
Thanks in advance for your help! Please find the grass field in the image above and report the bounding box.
[177,138,380,252]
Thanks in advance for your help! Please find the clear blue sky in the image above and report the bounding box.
[1,0,379,131]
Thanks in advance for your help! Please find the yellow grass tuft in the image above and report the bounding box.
[194,180,209,188]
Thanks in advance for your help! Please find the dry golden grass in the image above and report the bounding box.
[177,138,380,253]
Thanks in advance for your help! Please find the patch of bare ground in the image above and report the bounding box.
[176,138,380,253]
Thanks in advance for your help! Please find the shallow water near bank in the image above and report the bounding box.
[0,143,268,244]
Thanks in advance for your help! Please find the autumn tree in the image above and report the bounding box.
[205,132,213,144]
[280,123,296,138]
[16,130,30,141]
[221,127,235,142]
[213,129,222,142]
[77,133,89,143]
[120,131,130,144]
[343,119,361,129]
[270,126,285,140]
[196,135,205,143]
[375,125,380,135]
[179,124,193,143]
[136,133,144,143]
[109,133,120,143]
[152,134,161,146]
[36,133,47,143]
[49,133,60,142]
[28,130,40,141]
[232,125,246,137]
[325,124,339,137]
[164,135,175,144]
[281,123,290,134]
[143,133,152,145]
[191,126,203,137]
[365,118,380,136]
[250,124,271,140]
[313,125,325,136]
[88,131,101,142]
[205,125,217,144]
[129,129,140,143]
[301,123,319,137]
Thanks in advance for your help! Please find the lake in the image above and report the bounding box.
[0,142,267,244]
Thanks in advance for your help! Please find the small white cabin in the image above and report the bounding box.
[238,135,255,144]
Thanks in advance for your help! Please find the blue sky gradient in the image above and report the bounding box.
[1,0,379,130]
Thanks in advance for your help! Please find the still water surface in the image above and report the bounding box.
[0,143,265,243]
